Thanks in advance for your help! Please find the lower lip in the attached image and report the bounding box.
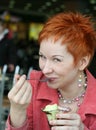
[48,78,57,82]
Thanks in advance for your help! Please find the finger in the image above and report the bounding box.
[56,113,80,120]
[14,75,26,90]
[51,126,78,130]
[13,81,29,103]
[19,84,32,104]
[14,74,21,84]
[8,75,26,98]
[50,119,80,126]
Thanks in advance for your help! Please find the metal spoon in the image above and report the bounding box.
[27,78,49,82]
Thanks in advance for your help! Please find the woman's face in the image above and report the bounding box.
[39,37,80,89]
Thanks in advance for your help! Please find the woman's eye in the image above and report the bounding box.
[53,58,62,62]
[39,54,46,60]
[39,54,42,58]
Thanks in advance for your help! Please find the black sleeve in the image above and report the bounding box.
[7,38,17,65]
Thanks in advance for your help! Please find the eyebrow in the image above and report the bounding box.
[39,52,64,58]
[52,55,64,58]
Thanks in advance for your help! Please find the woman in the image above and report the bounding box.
[5,12,96,130]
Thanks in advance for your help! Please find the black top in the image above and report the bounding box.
[0,33,17,67]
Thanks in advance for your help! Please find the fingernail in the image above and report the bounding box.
[49,120,55,125]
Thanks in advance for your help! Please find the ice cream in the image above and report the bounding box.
[43,104,58,121]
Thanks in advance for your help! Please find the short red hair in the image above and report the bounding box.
[38,12,96,65]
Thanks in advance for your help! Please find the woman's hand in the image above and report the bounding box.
[8,74,32,127]
[49,113,84,130]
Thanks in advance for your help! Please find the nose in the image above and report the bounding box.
[42,61,53,74]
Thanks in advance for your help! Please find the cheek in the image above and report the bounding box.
[39,59,41,68]
[39,59,44,70]
[56,64,75,76]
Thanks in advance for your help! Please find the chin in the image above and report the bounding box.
[47,83,58,89]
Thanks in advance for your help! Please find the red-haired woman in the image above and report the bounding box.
[6,12,96,130]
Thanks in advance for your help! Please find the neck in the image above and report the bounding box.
[58,71,87,100]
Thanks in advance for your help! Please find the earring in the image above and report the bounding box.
[78,71,87,89]
[78,73,82,87]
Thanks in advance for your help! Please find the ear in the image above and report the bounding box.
[78,55,90,71]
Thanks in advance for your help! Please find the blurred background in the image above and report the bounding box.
[0,0,96,129]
